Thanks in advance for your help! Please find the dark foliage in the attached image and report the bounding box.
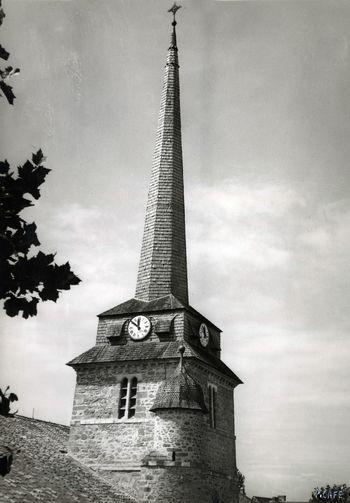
[0,0,20,105]
[0,386,18,417]
[0,151,81,318]
[236,468,246,494]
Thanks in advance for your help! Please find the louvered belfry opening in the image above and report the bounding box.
[135,16,189,306]
[118,378,128,419]
[118,377,138,419]
[128,377,138,418]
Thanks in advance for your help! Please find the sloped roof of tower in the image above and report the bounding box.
[67,340,242,385]
[98,294,185,316]
[97,293,221,332]
[150,345,208,412]
[134,4,188,305]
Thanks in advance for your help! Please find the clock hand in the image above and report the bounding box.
[137,317,141,329]
[130,320,139,328]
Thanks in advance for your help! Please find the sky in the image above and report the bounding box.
[1,0,350,500]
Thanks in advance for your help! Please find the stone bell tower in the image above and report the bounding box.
[67,4,242,503]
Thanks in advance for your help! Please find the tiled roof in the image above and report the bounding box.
[134,18,189,305]
[0,415,136,502]
[99,294,186,317]
[98,294,221,332]
[67,341,242,384]
[150,357,208,412]
[187,343,243,385]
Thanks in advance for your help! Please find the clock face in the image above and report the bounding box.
[128,315,151,341]
[199,323,210,347]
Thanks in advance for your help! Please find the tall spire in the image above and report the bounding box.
[135,4,188,305]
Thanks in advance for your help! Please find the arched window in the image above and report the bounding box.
[118,377,138,419]
[207,383,217,429]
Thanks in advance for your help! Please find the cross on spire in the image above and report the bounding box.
[168,2,182,23]
[168,3,181,48]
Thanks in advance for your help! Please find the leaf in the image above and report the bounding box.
[4,293,39,319]
[17,160,51,199]
[11,222,40,253]
[33,165,51,186]
[0,80,15,105]
[3,295,20,317]
[0,190,33,215]
[0,45,9,60]
[32,149,45,166]
[1,66,20,79]
[53,262,81,290]
[0,9,5,29]
[0,160,9,174]
[22,297,39,318]
[1,154,81,318]
[39,286,60,302]
[24,222,40,247]
[32,250,55,269]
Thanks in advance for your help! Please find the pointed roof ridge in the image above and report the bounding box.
[150,343,208,413]
[170,23,177,50]
[135,4,188,305]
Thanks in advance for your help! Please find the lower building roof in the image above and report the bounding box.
[0,415,136,503]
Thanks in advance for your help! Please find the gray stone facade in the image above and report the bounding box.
[69,357,238,503]
[68,12,241,503]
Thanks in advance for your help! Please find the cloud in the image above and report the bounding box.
[0,202,141,424]
[187,181,350,332]
[185,180,350,499]
[187,181,304,271]
[32,201,140,289]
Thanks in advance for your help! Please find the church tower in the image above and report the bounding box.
[68,5,242,503]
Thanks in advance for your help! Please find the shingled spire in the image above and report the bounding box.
[135,4,188,305]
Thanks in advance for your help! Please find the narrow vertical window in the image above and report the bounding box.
[118,377,138,419]
[118,378,128,419]
[208,384,217,429]
[128,377,138,418]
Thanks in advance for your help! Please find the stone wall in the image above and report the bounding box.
[69,361,173,463]
[69,358,237,503]
[138,465,235,503]
[189,362,237,476]
[153,409,206,463]
[95,308,222,360]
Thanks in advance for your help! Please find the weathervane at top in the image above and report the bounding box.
[168,2,182,25]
